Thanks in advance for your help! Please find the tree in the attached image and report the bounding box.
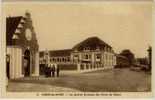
[147,46,152,71]
[136,57,148,65]
[120,49,135,65]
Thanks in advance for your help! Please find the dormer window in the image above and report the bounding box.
[83,47,90,51]
[96,46,100,50]
[74,49,78,52]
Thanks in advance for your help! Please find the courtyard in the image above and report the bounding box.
[7,68,151,92]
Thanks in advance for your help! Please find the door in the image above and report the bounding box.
[24,49,30,76]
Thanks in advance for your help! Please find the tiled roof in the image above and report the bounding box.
[72,36,112,51]
[6,16,23,46]
[49,49,72,57]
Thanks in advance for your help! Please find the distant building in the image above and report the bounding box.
[6,12,39,79]
[135,58,148,65]
[39,37,116,72]
[115,54,130,68]
[40,49,71,65]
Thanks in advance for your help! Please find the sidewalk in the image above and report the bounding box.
[7,81,80,92]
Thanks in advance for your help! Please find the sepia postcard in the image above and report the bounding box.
[0,0,154,98]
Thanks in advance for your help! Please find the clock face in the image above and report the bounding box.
[25,28,32,41]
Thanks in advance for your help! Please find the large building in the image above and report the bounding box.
[40,37,116,73]
[6,12,39,79]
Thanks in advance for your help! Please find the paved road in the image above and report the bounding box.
[7,68,151,92]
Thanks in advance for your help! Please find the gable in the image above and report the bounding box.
[6,12,39,52]
[72,36,112,51]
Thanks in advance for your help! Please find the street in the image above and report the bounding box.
[7,68,151,92]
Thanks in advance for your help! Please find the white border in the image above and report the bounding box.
[0,1,154,98]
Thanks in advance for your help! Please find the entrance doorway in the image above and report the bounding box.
[24,49,30,76]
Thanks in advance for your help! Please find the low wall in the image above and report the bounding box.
[58,63,77,70]
[39,63,114,75]
[77,63,113,73]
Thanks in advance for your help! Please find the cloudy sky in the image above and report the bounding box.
[3,2,153,58]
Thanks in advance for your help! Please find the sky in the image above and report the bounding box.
[3,2,153,58]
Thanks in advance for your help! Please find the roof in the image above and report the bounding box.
[49,49,72,57]
[6,16,23,46]
[115,54,128,60]
[72,36,112,51]
[6,13,39,52]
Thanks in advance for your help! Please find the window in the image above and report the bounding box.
[84,54,91,59]
[83,47,90,51]
[52,58,55,62]
[85,55,89,59]
[74,55,78,57]
[67,57,70,61]
[96,46,100,50]
[96,54,101,59]
[74,49,78,52]
[62,58,65,62]
[87,47,90,50]
[57,58,59,62]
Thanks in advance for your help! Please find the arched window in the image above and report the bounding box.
[62,58,64,62]
[52,58,54,62]
[67,57,70,62]
[84,54,89,59]
[57,58,59,62]
[96,54,101,59]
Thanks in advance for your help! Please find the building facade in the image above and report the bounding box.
[39,37,116,72]
[6,12,39,79]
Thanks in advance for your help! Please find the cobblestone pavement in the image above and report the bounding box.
[7,68,151,92]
